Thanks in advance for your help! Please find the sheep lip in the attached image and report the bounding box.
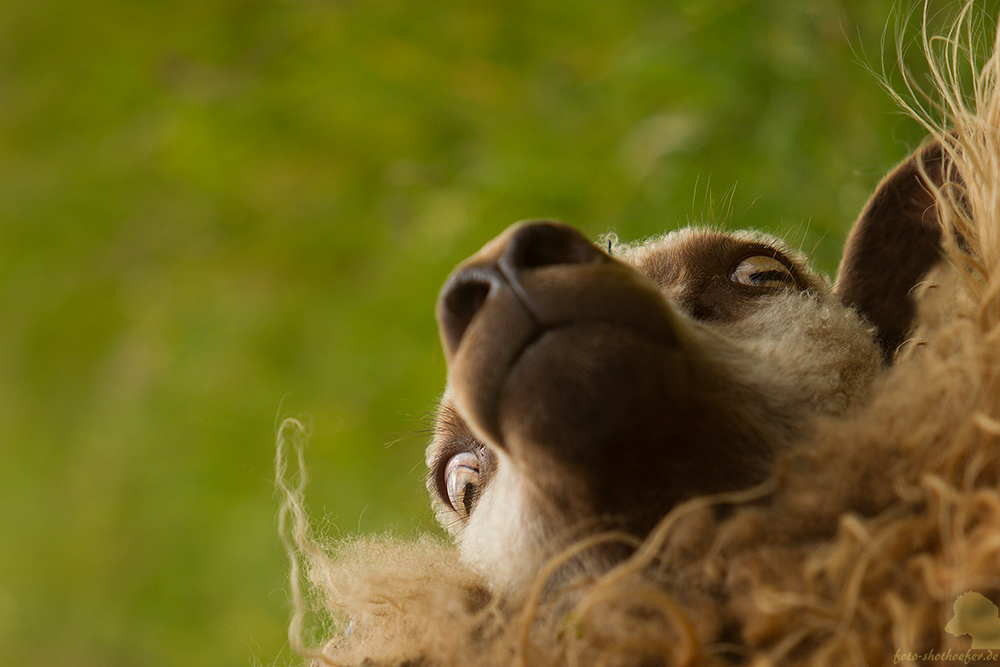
[509,318,679,372]
[493,322,692,479]
[454,316,682,452]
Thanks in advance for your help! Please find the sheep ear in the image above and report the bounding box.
[835,140,950,361]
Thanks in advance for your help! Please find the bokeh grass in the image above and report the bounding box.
[0,0,991,665]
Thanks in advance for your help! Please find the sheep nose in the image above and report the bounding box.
[438,267,498,357]
[437,221,606,356]
[498,220,608,272]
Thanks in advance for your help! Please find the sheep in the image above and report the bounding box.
[276,6,1000,666]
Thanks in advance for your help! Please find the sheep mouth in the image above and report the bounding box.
[442,262,686,454]
[445,299,748,530]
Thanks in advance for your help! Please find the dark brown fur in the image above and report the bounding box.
[837,140,951,358]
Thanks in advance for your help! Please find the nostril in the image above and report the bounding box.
[503,221,607,271]
[439,274,493,355]
[437,222,604,357]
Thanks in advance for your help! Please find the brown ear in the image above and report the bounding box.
[835,140,951,360]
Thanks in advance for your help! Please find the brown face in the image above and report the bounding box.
[426,220,884,590]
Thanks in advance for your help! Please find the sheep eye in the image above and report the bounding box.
[730,255,795,288]
[444,451,480,517]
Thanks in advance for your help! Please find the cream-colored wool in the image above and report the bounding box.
[276,7,1000,666]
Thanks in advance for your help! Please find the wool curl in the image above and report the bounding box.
[276,6,1000,666]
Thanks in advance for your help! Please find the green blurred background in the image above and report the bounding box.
[0,0,988,665]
